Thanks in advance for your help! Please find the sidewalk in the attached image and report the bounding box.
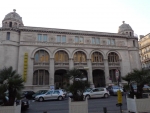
[89,110,128,113]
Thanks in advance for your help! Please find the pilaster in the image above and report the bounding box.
[69,58,74,69]
[87,59,94,88]
[104,59,111,85]
[49,58,54,86]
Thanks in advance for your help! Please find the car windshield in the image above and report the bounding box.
[112,86,120,89]
[85,88,92,92]
[35,90,48,94]
[144,85,150,88]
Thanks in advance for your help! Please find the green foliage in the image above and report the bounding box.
[65,68,90,101]
[122,68,150,98]
[0,66,24,105]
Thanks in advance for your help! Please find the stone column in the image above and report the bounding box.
[69,58,74,84]
[49,58,54,87]
[69,58,74,70]
[119,59,124,84]
[104,59,111,85]
[87,59,94,88]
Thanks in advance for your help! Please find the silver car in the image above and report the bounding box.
[35,90,65,102]
[83,87,110,99]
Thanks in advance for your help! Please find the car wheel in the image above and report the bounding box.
[86,95,90,100]
[104,93,109,98]
[58,96,63,101]
[38,97,44,102]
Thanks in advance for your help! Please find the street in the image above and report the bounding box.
[22,96,127,113]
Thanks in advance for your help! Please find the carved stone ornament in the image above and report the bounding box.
[117,41,125,46]
[102,40,106,45]
[85,39,91,44]
[68,38,73,43]
[23,35,36,41]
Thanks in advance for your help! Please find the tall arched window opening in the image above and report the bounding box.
[34,50,49,65]
[91,52,103,62]
[55,50,69,62]
[108,52,119,62]
[73,51,86,62]
[33,70,49,85]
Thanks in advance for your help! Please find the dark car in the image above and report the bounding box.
[17,94,29,110]
[32,90,48,99]
[0,94,29,110]
[23,91,35,99]
[107,85,124,96]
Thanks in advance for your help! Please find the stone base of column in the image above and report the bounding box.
[49,85,55,90]
[90,83,95,88]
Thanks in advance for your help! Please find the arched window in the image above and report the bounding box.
[9,22,12,27]
[34,50,49,65]
[33,70,49,85]
[5,22,8,27]
[73,51,86,62]
[91,52,103,62]
[108,52,119,62]
[55,50,69,62]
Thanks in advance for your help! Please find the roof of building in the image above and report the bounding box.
[3,9,23,24]
[118,21,133,33]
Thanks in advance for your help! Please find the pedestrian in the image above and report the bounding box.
[123,86,127,99]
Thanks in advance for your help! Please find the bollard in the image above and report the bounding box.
[103,107,107,113]
[43,111,47,113]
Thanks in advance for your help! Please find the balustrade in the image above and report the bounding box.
[92,62,104,66]
[74,62,87,66]
[108,62,120,66]
[55,62,69,66]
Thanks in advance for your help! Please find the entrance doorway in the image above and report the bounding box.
[93,69,105,87]
[54,69,69,89]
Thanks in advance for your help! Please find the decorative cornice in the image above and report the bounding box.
[18,26,129,38]
[0,27,19,32]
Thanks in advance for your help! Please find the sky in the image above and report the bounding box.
[0,0,150,37]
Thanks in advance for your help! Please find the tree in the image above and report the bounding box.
[65,68,90,101]
[122,69,150,99]
[0,66,24,105]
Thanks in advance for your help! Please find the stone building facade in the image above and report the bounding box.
[0,10,141,91]
[139,33,150,69]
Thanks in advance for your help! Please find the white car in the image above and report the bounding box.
[83,87,110,99]
[35,90,65,102]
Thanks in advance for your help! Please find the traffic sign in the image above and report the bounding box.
[115,69,119,80]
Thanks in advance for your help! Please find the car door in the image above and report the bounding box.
[44,91,53,100]
[98,88,105,97]
[51,90,60,99]
[90,89,99,98]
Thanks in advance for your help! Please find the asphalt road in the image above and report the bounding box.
[22,96,127,113]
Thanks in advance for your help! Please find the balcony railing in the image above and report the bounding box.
[108,62,120,67]
[74,62,87,66]
[34,62,49,66]
[92,62,104,67]
[55,62,69,66]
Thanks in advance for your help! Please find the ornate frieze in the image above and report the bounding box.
[116,41,126,46]
[23,34,36,41]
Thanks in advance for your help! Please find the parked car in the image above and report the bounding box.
[35,90,65,102]
[107,85,123,96]
[83,87,110,99]
[132,84,150,93]
[32,90,48,99]
[23,91,35,99]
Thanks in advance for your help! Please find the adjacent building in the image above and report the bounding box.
[0,10,141,91]
[139,33,150,69]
